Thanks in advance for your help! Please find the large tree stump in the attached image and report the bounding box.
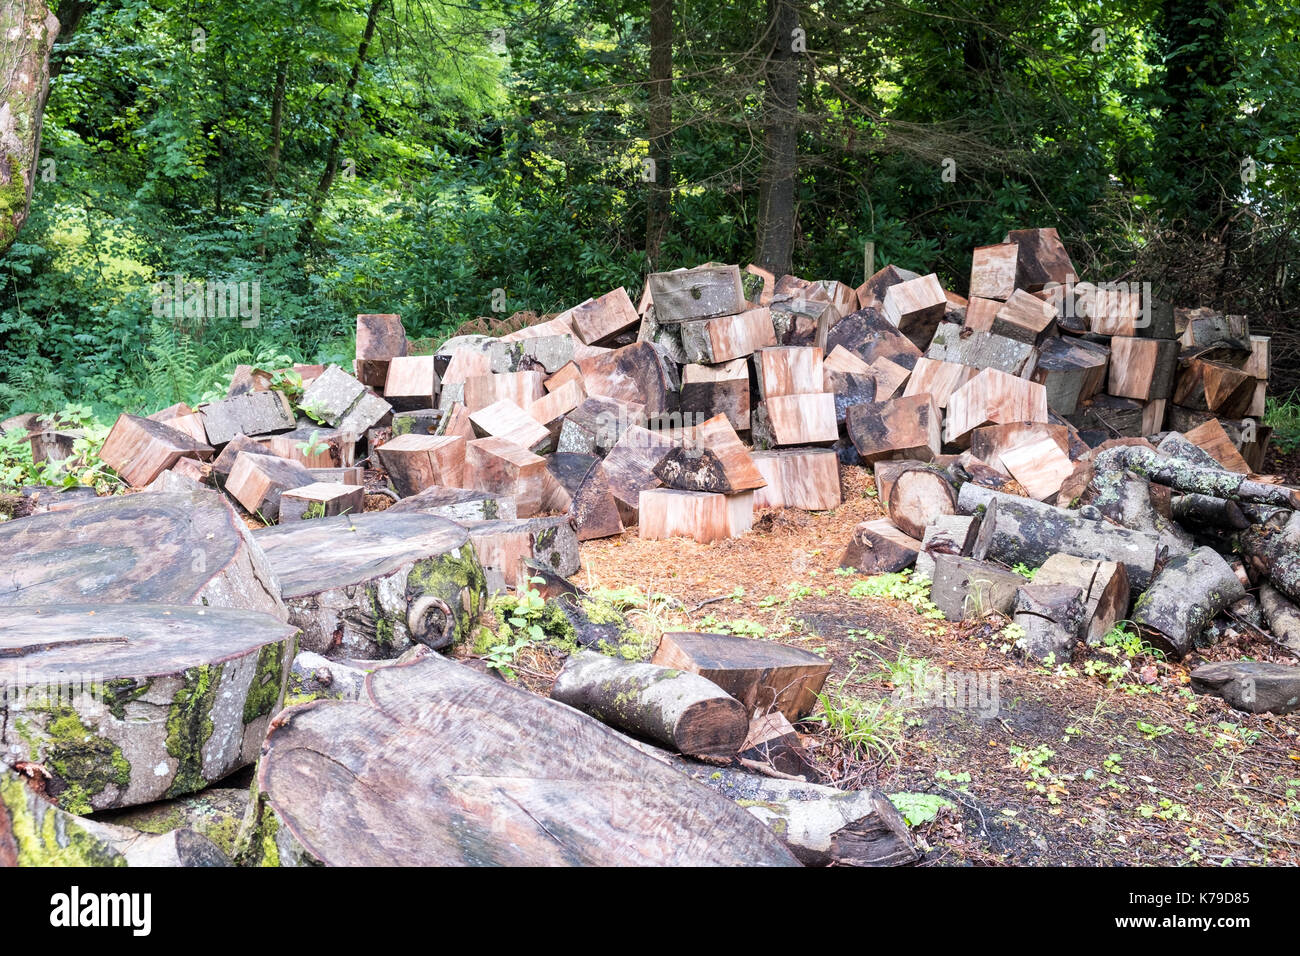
[253,512,486,658]
[652,631,830,722]
[1132,547,1247,658]
[0,604,296,811]
[239,650,798,866]
[0,490,287,619]
[1,771,229,867]
[550,651,749,756]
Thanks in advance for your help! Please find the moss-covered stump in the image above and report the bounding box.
[1,770,229,866]
[0,490,288,621]
[0,604,297,812]
[254,512,486,658]
[236,648,798,866]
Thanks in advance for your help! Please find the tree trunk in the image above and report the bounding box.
[1092,445,1300,509]
[0,0,60,254]
[296,0,385,251]
[754,0,800,277]
[1133,547,1247,658]
[645,0,672,267]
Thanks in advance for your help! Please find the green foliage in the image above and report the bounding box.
[847,571,944,620]
[812,687,903,764]
[888,792,956,827]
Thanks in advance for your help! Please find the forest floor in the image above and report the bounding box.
[509,464,1300,867]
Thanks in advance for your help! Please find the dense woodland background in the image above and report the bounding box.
[1,0,1297,423]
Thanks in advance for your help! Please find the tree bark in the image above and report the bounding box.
[645,0,672,267]
[754,0,800,277]
[0,0,60,254]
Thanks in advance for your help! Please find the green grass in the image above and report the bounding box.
[1265,394,1300,452]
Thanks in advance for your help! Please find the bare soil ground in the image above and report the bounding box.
[492,463,1300,867]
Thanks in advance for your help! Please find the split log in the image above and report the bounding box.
[383,485,517,522]
[1069,394,1166,438]
[970,495,1162,591]
[225,453,318,522]
[262,424,355,469]
[929,554,1027,621]
[925,324,1037,377]
[1177,308,1251,352]
[883,273,947,348]
[653,631,831,722]
[1031,336,1109,415]
[991,290,1057,345]
[1003,227,1076,291]
[945,369,1049,446]
[1,771,230,867]
[840,519,921,574]
[680,307,776,363]
[568,286,640,345]
[1182,418,1251,474]
[753,393,839,447]
[1258,584,1300,654]
[998,436,1075,501]
[199,390,296,444]
[602,424,676,524]
[1034,554,1129,646]
[461,516,580,591]
[969,422,1070,472]
[825,307,922,370]
[913,514,980,582]
[751,448,841,510]
[241,651,798,866]
[1092,444,1300,509]
[1190,661,1300,716]
[639,488,752,543]
[887,467,957,539]
[254,511,486,657]
[1108,337,1177,401]
[657,757,918,867]
[757,346,824,398]
[99,414,214,487]
[469,399,552,453]
[299,365,390,437]
[738,712,811,776]
[354,313,408,388]
[902,357,977,409]
[855,264,920,310]
[550,651,748,757]
[578,341,672,417]
[1132,547,1247,657]
[280,482,365,522]
[969,242,1019,300]
[1157,430,1230,470]
[436,348,491,406]
[963,296,1001,332]
[846,394,942,463]
[0,490,284,617]
[463,370,547,413]
[1011,584,1086,661]
[464,437,548,517]
[745,263,777,306]
[680,359,751,432]
[557,396,646,455]
[527,377,585,437]
[0,604,296,811]
[568,460,625,540]
[148,402,209,443]
[1174,359,1255,418]
[647,265,746,324]
[654,413,764,495]
[1239,513,1300,605]
[382,355,439,410]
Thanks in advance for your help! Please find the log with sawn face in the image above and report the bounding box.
[279,481,366,522]
[382,355,440,410]
[464,436,548,517]
[639,488,753,543]
[376,433,466,496]
[883,273,947,349]
[99,413,214,487]
[751,448,841,510]
[969,242,1019,300]
[653,413,765,495]
[225,451,317,522]
[1003,227,1077,291]
[991,289,1057,345]
[199,390,296,445]
[566,286,640,345]
[469,398,553,453]
[826,306,922,370]
[1106,336,1176,402]
[577,341,673,418]
[355,313,408,388]
[846,393,943,463]
[680,359,750,432]
[679,307,777,364]
[839,518,921,574]
[854,263,920,310]
[647,264,747,324]
[902,357,977,409]
[1030,335,1109,415]
[944,368,1049,446]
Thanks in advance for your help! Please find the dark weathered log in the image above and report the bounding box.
[461,516,580,591]
[382,485,516,521]
[1190,661,1300,716]
[887,467,957,540]
[847,394,942,463]
[1084,466,1194,555]
[1,771,229,867]
[0,489,287,619]
[652,631,831,722]
[1171,493,1249,530]
[658,756,919,867]
[0,604,296,811]
[970,494,1162,591]
[840,519,920,574]
[738,712,811,777]
[254,511,486,657]
[1011,584,1086,662]
[240,651,798,866]
[225,452,317,521]
[1094,445,1300,509]
[1034,554,1129,646]
[1239,512,1300,605]
[550,651,748,756]
[1258,584,1300,654]
[929,554,1026,621]
[1132,547,1247,658]
[913,514,980,581]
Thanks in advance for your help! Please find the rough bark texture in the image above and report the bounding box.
[1239,513,1300,605]
[0,604,296,811]
[754,0,800,277]
[1132,547,1247,658]
[0,489,288,620]
[0,0,59,253]
[254,511,486,658]
[1094,445,1300,509]
[238,650,799,867]
[550,650,748,756]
